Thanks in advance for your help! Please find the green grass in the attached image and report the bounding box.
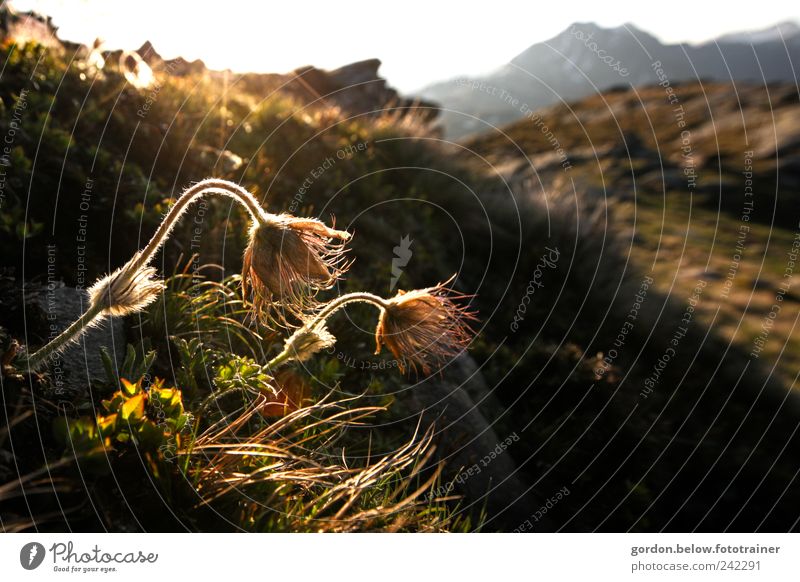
[629,191,800,386]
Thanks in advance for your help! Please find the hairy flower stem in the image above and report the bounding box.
[24,301,105,371]
[267,292,390,370]
[128,179,269,274]
[24,179,268,372]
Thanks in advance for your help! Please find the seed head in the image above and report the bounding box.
[242,214,351,325]
[283,321,336,363]
[374,279,476,374]
[88,262,165,317]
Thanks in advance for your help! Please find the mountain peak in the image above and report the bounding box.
[511,21,662,67]
[717,20,800,44]
[417,20,800,139]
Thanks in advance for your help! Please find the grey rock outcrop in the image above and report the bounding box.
[30,283,124,395]
[397,354,546,531]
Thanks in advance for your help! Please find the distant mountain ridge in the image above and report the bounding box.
[417,21,800,139]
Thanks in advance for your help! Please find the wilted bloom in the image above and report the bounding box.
[374,280,476,374]
[89,262,164,317]
[242,213,351,324]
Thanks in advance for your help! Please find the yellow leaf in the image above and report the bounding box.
[97,413,117,432]
[121,378,139,397]
[120,393,145,421]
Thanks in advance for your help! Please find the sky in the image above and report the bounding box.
[9,0,800,92]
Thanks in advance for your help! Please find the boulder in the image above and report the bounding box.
[397,354,549,531]
[30,283,124,396]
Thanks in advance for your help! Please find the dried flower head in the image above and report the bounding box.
[242,213,351,324]
[374,280,476,374]
[88,262,165,317]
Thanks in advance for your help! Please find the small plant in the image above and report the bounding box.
[27,176,476,530]
[54,377,191,463]
[23,178,476,379]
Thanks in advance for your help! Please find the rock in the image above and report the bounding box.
[284,59,439,123]
[396,354,547,531]
[135,41,206,76]
[0,6,62,50]
[238,59,439,126]
[30,283,124,396]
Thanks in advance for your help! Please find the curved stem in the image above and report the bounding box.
[129,178,270,273]
[23,179,269,373]
[265,349,293,371]
[306,292,390,331]
[266,292,390,370]
[24,300,105,371]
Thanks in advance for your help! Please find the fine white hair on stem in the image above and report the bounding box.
[130,178,270,273]
[87,262,165,317]
[283,322,337,363]
[24,179,270,372]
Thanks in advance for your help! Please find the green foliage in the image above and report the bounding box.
[100,343,156,388]
[53,377,191,460]
[213,354,277,398]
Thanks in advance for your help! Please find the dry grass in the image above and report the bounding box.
[186,391,457,532]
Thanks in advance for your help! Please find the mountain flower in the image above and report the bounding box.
[242,214,351,324]
[374,280,476,374]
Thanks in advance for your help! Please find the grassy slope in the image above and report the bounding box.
[462,81,800,531]
[2,41,800,531]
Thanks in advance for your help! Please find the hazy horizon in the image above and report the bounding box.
[7,1,800,92]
